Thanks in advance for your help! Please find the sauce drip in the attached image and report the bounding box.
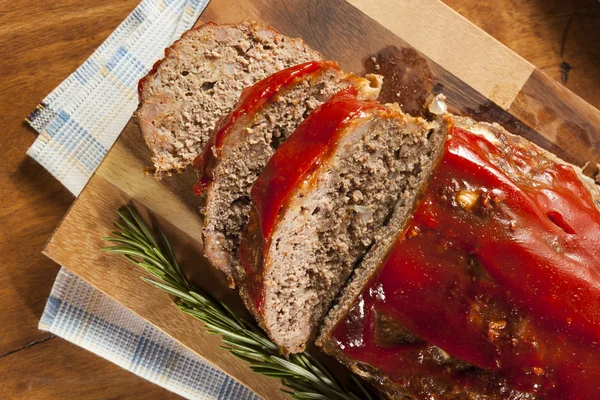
[364,46,434,118]
[332,126,600,399]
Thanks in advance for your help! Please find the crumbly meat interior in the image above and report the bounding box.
[264,111,440,352]
[318,121,447,345]
[137,23,321,175]
[203,69,352,276]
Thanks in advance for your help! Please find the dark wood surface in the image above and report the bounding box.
[0,0,179,398]
[0,0,598,398]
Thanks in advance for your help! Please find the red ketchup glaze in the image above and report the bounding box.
[332,126,600,399]
[192,60,338,194]
[239,88,384,312]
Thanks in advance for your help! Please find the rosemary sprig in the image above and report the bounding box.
[101,206,373,400]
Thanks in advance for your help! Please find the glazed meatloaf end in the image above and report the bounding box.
[195,60,382,286]
[317,108,600,399]
[136,20,322,177]
[238,88,442,353]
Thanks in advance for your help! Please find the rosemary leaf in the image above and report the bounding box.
[102,206,374,400]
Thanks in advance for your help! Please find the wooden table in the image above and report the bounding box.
[0,0,598,398]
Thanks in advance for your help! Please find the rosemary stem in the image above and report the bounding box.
[102,206,373,400]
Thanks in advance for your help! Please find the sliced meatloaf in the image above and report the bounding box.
[239,88,442,354]
[194,60,382,287]
[136,20,322,176]
[317,111,600,399]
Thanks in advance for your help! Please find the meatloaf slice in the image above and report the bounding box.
[238,88,441,354]
[136,20,322,177]
[317,111,600,399]
[194,60,382,287]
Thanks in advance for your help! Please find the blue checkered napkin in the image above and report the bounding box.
[40,270,259,400]
[27,0,260,398]
[27,0,207,195]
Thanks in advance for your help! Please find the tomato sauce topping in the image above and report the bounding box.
[332,126,600,399]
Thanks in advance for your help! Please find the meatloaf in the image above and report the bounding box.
[239,88,444,354]
[194,60,382,287]
[136,21,322,177]
[317,110,600,399]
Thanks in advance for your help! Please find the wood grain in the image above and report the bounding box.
[444,0,600,109]
[0,0,181,398]
[510,69,600,167]
[0,0,138,354]
[2,0,599,398]
[0,337,180,400]
[347,0,535,109]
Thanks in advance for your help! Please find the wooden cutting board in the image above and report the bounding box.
[43,0,600,398]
